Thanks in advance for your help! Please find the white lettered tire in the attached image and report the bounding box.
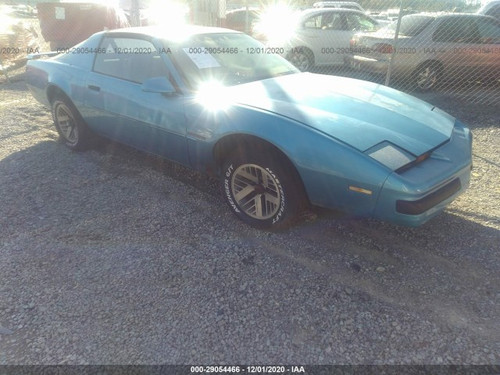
[222,149,306,230]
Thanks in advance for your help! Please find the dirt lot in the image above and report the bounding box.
[0,70,499,367]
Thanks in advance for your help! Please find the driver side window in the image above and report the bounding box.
[304,14,323,29]
[304,12,345,30]
[93,37,169,83]
[433,18,481,43]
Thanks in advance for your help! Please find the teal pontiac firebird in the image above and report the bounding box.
[26,26,472,229]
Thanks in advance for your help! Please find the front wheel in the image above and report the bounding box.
[413,62,441,91]
[222,150,306,230]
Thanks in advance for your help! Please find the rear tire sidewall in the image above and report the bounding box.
[222,152,301,230]
[51,97,88,150]
[288,49,313,72]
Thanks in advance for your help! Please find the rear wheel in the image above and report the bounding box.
[287,48,314,72]
[222,149,306,230]
[51,96,91,150]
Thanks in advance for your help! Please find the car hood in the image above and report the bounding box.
[226,73,455,155]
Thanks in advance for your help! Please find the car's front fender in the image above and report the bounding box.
[187,103,392,215]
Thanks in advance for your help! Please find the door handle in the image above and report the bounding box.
[88,85,101,92]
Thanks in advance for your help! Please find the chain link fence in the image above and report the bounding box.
[1,0,499,104]
[226,0,500,104]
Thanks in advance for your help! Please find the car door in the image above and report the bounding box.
[296,11,352,65]
[431,17,485,79]
[475,17,500,79]
[82,35,189,165]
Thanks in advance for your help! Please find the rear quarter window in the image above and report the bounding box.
[386,15,434,37]
[476,17,500,43]
[432,18,481,43]
[486,5,500,19]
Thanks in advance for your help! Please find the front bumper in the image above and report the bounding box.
[346,55,389,75]
[396,177,461,215]
[373,120,472,226]
[346,54,418,78]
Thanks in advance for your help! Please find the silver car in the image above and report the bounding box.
[348,13,500,90]
[266,8,379,71]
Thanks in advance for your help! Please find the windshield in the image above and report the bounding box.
[383,15,435,36]
[166,33,298,88]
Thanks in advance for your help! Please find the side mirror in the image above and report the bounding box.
[141,76,176,94]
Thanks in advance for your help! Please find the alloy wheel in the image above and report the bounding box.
[230,163,281,220]
[416,66,438,91]
[55,103,78,145]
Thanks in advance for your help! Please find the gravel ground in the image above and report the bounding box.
[0,70,499,366]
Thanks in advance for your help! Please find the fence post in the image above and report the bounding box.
[245,0,249,34]
[130,0,141,27]
[384,0,404,86]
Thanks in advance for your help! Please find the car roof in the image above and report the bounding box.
[432,12,499,20]
[313,1,363,8]
[479,0,500,9]
[226,7,260,14]
[104,25,241,41]
[400,12,497,20]
[301,8,366,17]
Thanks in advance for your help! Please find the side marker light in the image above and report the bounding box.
[349,186,373,195]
